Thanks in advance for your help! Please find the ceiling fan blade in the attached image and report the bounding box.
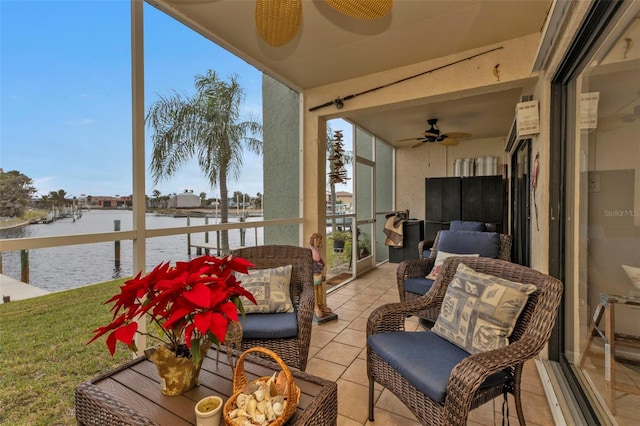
[255,0,302,47]
[423,131,440,138]
[412,140,426,148]
[439,138,459,146]
[444,132,472,139]
[324,0,392,20]
[396,137,422,142]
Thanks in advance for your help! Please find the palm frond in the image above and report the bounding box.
[146,70,263,197]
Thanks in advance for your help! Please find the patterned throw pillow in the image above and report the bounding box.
[426,251,479,280]
[432,263,537,354]
[239,265,294,314]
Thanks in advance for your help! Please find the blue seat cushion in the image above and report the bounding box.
[449,221,486,232]
[404,277,434,296]
[437,230,501,259]
[368,331,509,404]
[240,313,298,339]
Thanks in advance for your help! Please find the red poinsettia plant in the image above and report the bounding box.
[88,255,256,363]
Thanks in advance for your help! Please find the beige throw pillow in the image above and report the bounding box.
[239,265,294,314]
[426,251,479,280]
[432,263,537,354]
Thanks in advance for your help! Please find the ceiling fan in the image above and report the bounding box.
[255,0,393,47]
[619,104,640,122]
[597,95,640,130]
[397,118,472,148]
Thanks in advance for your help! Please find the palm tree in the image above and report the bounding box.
[146,70,262,251]
[48,189,67,210]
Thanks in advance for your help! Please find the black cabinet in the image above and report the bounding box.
[461,175,504,225]
[425,176,504,242]
[424,178,461,243]
[389,220,424,263]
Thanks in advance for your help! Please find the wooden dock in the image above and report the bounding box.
[28,207,83,225]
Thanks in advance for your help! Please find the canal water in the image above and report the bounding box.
[0,209,263,293]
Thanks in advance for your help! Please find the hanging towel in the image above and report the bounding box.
[384,210,409,247]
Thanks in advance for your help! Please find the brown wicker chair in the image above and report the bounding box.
[368,257,563,425]
[232,245,314,371]
[399,230,513,323]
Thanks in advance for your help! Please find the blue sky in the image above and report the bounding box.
[1,0,266,199]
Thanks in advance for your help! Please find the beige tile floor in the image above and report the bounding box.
[312,262,555,426]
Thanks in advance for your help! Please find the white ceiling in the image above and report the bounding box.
[344,87,527,146]
[149,0,553,146]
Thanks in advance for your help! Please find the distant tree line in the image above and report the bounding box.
[0,169,265,220]
[0,171,89,218]
[147,189,263,210]
[0,170,36,217]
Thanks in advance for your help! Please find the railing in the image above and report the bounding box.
[0,217,301,286]
[0,217,299,252]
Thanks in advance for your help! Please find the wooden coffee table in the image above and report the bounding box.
[75,348,337,425]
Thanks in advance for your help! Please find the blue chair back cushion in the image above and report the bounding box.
[368,331,508,404]
[240,313,298,339]
[449,221,486,232]
[438,230,501,258]
[404,277,434,296]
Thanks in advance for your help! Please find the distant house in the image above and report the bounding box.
[169,192,200,208]
[335,191,352,206]
[89,196,131,208]
[326,191,352,213]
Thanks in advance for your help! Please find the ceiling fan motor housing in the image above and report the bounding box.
[426,118,441,142]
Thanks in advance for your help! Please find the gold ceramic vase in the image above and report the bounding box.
[145,342,211,396]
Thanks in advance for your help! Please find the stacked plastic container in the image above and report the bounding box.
[453,156,497,177]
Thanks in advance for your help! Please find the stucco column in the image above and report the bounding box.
[302,114,327,243]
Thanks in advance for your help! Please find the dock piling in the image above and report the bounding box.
[114,220,121,270]
[20,250,29,284]
[187,214,191,256]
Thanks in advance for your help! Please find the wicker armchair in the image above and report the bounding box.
[399,230,513,323]
[368,257,563,425]
[232,245,314,371]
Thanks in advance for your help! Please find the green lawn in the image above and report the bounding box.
[0,279,134,425]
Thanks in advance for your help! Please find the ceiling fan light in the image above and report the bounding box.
[255,0,302,47]
[324,0,392,20]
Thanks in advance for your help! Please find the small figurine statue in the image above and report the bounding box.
[309,232,334,319]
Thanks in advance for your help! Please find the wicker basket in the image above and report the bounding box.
[223,347,300,426]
